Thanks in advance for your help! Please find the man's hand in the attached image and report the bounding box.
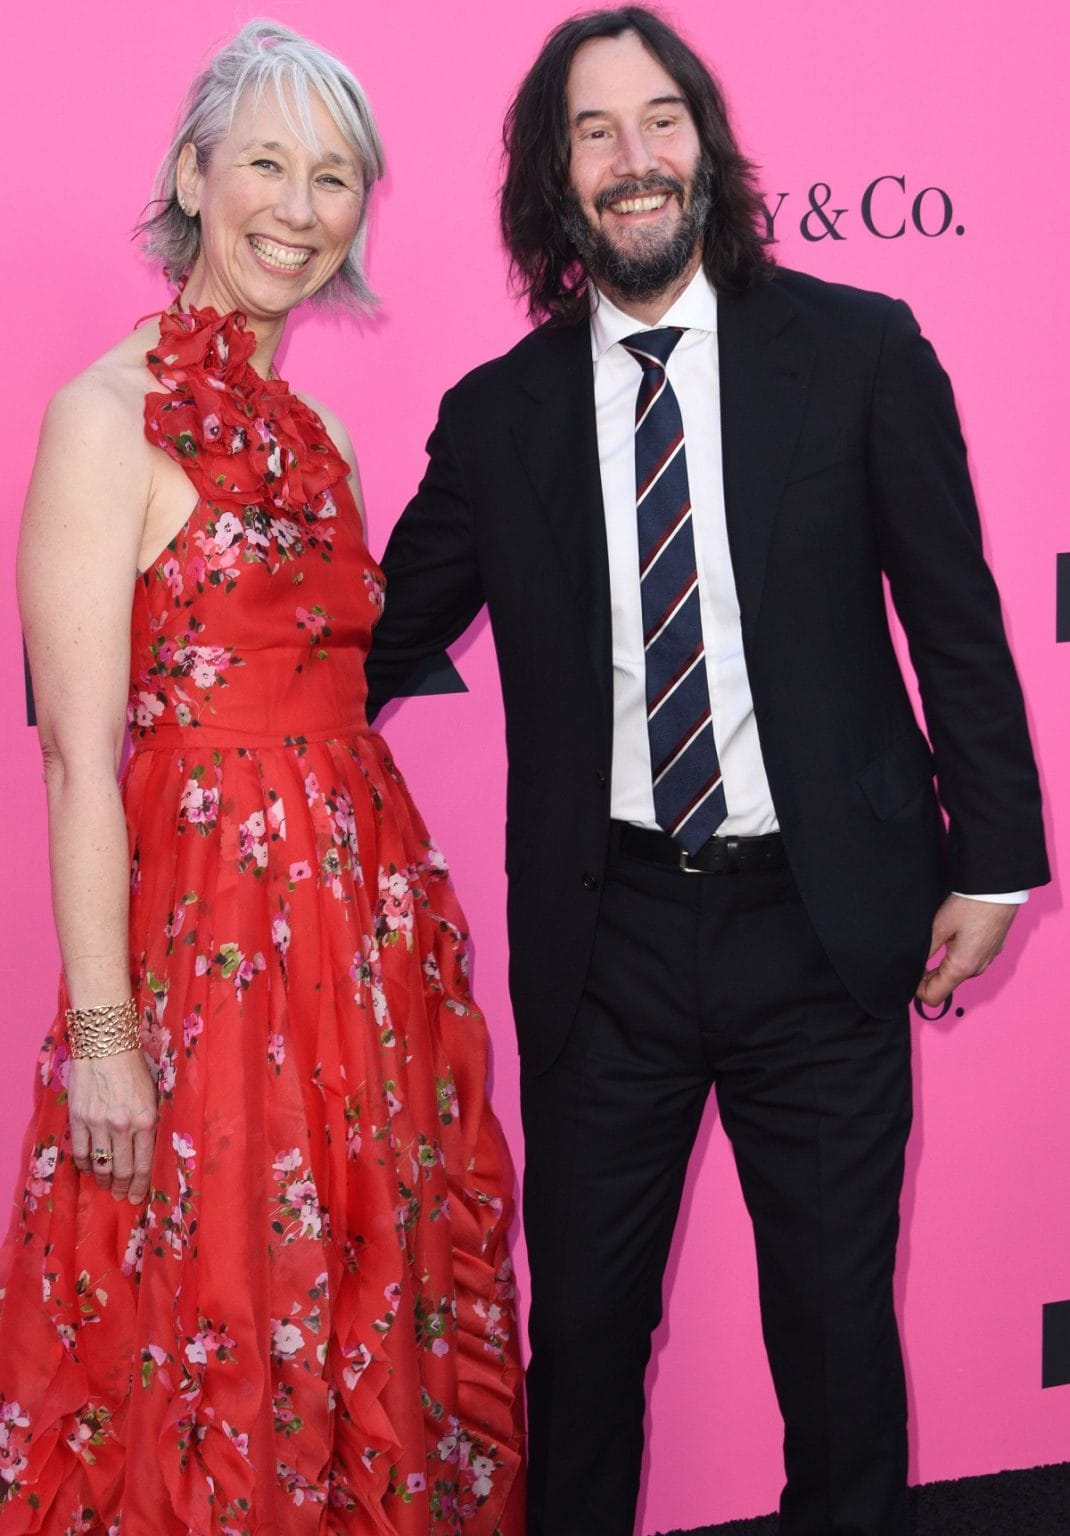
[915,895,1019,1008]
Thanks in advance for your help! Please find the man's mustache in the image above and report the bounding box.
[593,175,685,214]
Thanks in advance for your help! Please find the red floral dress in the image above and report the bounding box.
[0,308,524,1536]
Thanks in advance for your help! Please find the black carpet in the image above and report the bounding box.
[653,1461,1070,1535]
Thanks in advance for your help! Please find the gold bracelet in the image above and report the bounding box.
[65,997,141,1060]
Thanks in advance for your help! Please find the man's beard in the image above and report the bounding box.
[562,164,713,303]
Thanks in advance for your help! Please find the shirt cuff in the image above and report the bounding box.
[951,890,1029,905]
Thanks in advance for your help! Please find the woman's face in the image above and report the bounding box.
[179,84,364,323]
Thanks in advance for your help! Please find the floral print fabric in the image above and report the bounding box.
[0,308,524,1535]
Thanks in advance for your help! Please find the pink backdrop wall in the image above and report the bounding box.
[2,2,1067,1528]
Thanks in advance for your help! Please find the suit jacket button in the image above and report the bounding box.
[581,872,599,891]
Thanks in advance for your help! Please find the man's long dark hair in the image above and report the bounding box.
[501,6,774,325]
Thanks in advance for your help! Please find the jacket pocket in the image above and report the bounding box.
[856,732,934,821]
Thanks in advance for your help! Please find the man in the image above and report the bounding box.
[365,9,1048,1534]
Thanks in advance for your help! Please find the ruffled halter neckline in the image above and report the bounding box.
[143,305,347,512]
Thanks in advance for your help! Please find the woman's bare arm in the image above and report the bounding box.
[17,368,158,1204]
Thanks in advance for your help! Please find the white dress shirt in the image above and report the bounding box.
[589,270,1023,902]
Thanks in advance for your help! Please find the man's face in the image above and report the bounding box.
[563,30,707,307]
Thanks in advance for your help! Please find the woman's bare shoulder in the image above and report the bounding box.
[44,318,164,445]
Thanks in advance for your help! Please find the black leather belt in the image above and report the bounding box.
[613,821,787,875]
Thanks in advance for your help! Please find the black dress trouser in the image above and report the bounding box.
[520,836,913,1536]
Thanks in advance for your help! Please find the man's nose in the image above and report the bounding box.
[611,124,658,180]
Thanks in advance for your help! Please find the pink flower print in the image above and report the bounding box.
[316,488,338,520]
[180,779,220,829]
[288,860,312,883]
[244,518,271,551]
[274,1148,303,1174]
[267,1033,286,1072]
[272,913,291,958]
[122,1221,147,1277]
[202,412,222,441]
[271,517,301,549]
[437,1419,461,1464]
[341,1341,372,1390]
[28,1144,58,1197]
[161,559,183,599]
[223,1421,250,1459]
[184,1337,208,1367]
[199,1322,237,1359]
[423,840,449,875]
[211,510,243,551]
[303,772,321,806]
[370,980,389,1027]
[164,906,186,940]
[320,847,344,899]
[175,643,226,687]
[295,605,329,635]
[363,569,386,612]
[235,952,266,990]
[268,797,287,839]
[431,1337,450,1357]
[156,1047,177,1098]
[239,810,268,870]
[470,1455,496,1499]
[271,1320,303,1360]
[195,954,211,977]
[183,1010,204,1050]
[214,942,265,992]
[331,790,358,853]
[406,1473,427,1494]
[133,690,165,730]
[378,867,415,940]
[172,1132,196,1164]
[39,1036,71,1092]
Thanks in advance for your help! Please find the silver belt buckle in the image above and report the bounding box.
[678,845,705,874]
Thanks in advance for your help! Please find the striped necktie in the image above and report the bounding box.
[622,327,727,854]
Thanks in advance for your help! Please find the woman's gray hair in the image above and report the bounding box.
[139,19,385,312]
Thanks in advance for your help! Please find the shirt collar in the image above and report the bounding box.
[589,267,718,361]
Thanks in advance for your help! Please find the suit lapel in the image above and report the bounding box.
[509,323,613,725]
[718,278,816,641]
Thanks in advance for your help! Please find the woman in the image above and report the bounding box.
[1,21,523,1533]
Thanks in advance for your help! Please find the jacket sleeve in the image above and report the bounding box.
[364,389,486,723]
[867,298,1049,892]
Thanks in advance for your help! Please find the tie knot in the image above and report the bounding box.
[621,327,685,373]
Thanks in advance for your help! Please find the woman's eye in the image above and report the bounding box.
[252,158,281,172]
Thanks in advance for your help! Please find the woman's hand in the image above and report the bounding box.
[69,1050,158,1204]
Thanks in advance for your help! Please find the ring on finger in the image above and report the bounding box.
[92,1147,114,1167]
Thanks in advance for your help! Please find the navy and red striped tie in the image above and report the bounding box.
[622,327,727,855]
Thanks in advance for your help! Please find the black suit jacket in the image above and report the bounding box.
[365,268,1048,1073]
